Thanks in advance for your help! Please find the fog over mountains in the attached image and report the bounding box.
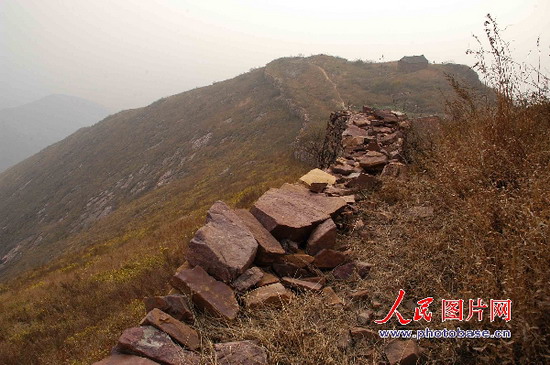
[0,94,110,172]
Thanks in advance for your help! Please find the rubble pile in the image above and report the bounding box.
[93,107,417,365]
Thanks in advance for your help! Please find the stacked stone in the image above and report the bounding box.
[93,107,417,365]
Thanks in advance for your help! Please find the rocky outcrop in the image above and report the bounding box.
[140,309,200,351]
[233,209,285,265]
[250,187,346,241]
[143,295,194,323]
[244,282,294,308]
[170,266,239,321]
[186,201,258,282]
[306,218,337,255]
[116,326,200,365]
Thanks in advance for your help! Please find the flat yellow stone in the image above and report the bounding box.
[299,168,337,192]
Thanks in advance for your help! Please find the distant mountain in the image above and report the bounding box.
[0,94,110,172]
[0,55,488,279]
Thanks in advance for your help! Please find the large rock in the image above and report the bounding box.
[186,201,258,282]
[231,266,264,293]
[234,209,285,265]
[256,271,280,287]
[92,354,160,365]
[313,249,349,269]
[345,173,381,191]
[281,277,323,292]
[214,340,268,365]
[281,253,315,268]
[272,262,310,278]
[384,340,421,365]
[244,283,294,309]
[251,187,346,241]
[321,287,345,306]
[170,266,239,321]
[143,295,194,323]
[358,151,388,170]
[116,326,200,365]
[343,124,368,137]
[140,308,200,351]
[306,218,336,255]
[299,168,337,192]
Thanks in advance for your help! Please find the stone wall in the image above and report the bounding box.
[92,106,415,365]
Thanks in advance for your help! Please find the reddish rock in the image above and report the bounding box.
[281,277,323,292]
[282,253,315,268]
[234,209,285,265]
[301,276,327,286]
[374,110,399,123]
[345,173,381,191]
[272,262,310,278]
[362,105,374,113]
[214,340,268,365]
[256,271,280,287]
[343,135,366,150]
[373,126,394,134]
[379,131,401,144]
[343,124,369,137]
[232,266,264,293]
[384,340,421,365]
[187,201,258,282]
[140,309,200,351]
[143,295,194,324]
[330,163,356,175]
[365,140,382,152]
[322,286,345,306]
[306,218,336,255]
[92,354,160,365]
[251,187,346,241]
[333,261,372,280]
[332,262,357,280]
[355,261,373,278]
[244,283,294,308]
[323,185,354,197]
[342,195,356,204]
[313,249,349,269]
[358,151,388,170]
[381,162,408,179]
[116,326,200,365]
[170,266,239,321]
[353,115,371,127]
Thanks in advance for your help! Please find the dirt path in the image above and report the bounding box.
[312,63,345,108]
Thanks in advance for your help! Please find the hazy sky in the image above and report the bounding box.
[1,0,549,111]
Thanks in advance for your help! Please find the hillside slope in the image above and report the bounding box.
[0,94,109,172]
[0,55,486,280]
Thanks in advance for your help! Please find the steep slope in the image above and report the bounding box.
[0,55,487,280]
[0,94,110,172]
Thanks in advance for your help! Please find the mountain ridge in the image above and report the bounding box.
[0,55,487,280]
